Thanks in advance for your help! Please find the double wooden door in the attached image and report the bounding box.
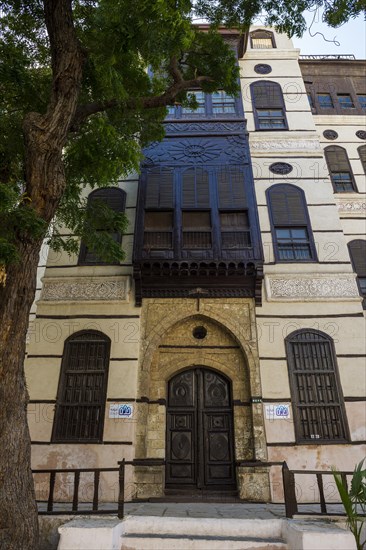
[166,367,236,490]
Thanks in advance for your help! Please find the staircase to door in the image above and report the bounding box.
[166,367,236,492]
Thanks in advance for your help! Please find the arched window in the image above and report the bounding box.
[286,329,348,443]
[267,184,317,262]
[251,81,287,130]
[250,30,275,49]
[52,331,111,442]
[78,187,127,265]
[348,240,366,306]
[358,145,366,174]
[324,146,357,193]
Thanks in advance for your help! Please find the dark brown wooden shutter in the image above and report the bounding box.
[348,240,366,276]
[91,187,126,213]
[218,166,247,208]
[53,331,110,442]
[252,81,283,108]
[79,188,126,265]
[325,146,350,172]
[358,146,366,173]
[268,185,307,225]
[182,168,209,208]
[145,167,174,208]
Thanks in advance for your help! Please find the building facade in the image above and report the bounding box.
[26,27,366,504]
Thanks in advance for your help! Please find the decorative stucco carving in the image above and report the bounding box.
[323,130,338,140]
[265,275,360,301]
[336,199,366,215]
[356,130,366,140]
[254,63,272,75]
[40,277,129,302]
[251,139,321,152]
[269,162,293,175]
[144,135,247,164]
[164,121,247,135]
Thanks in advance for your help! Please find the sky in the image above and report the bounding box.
[290,9,366,59]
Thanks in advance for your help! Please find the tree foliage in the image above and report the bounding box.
[333,460,366,550]
[1,0,363,266]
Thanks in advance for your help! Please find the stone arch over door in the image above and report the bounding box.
[133,298,268,500]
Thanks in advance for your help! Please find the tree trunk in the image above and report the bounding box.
[0,1,84,547]
[0,241,43,550]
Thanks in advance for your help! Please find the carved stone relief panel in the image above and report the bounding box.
[40,276,130,302]
[265,274,360,301]
[335,199,366,215]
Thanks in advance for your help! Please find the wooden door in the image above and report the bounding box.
[166,367,236,490]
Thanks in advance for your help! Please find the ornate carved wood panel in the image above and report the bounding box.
[166,368,236,490]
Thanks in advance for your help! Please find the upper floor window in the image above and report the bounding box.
[286,329,348,443]
[348,240,366,307]
[169,90,238,118]
[140,165,251,260]
[317,93,333,109]
[78,187,126,265]
[211,91,236,113]
[52,331,110,443]
[250,30,275,49]
[357,94,366,109]
[182,91,205,114]
[324,146,357,193]
[251,81,287,131]
[358,145,366,173]
[337,94,355,109]
[267,184,316,262]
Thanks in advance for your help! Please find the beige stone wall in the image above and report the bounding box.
[244,26,366,503]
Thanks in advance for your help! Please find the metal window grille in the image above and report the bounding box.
[53,332,110,442]
[286,331,348,443]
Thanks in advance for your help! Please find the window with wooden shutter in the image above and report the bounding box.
[325,146,356,192]
[217,166,247,209]
[143,168,174,252]
[251,81,287,130]
[78,188,126,265]
[286,330,348,443]
[52,331,110,442]
[182,168,210,208]
[220,212,251,249]
[348,240,366,305]
[267,184,316,262]
[358,146,366,174]
[182,211,212,248]
[250,30,275,49]
[145,167,174,208]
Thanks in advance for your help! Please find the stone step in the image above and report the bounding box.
[120,534,287,550]
[121,516,283,538]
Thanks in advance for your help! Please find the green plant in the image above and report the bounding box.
[332,459,366,550]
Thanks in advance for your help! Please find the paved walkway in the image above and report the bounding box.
[123,502,342,519]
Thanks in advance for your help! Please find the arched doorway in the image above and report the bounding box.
[166,367,236,491]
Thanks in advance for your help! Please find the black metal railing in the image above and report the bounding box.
[33,458,165,519]
[282,461,352,518]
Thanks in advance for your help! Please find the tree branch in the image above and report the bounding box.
[70,63,214,131]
